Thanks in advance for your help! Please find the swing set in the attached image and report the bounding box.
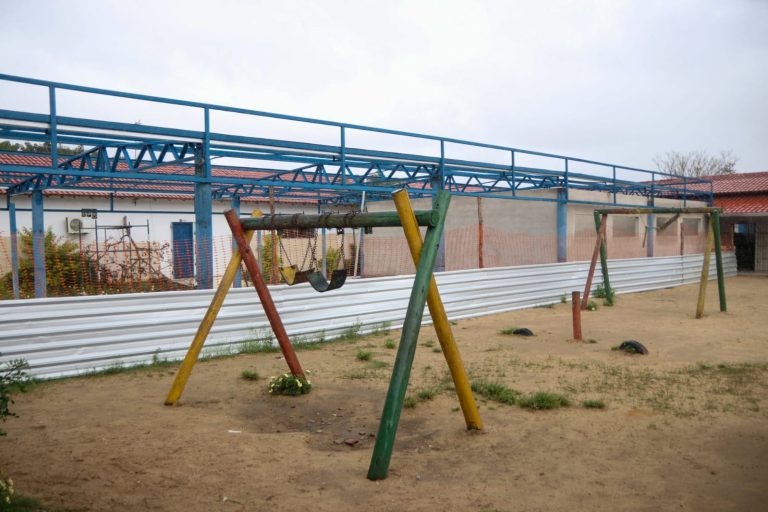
[276,221,347,292]
[164,190,482,480]
[582,207,727,319]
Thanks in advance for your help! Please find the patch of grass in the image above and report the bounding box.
[356,350,372,362]
[518,391,570,410]
[368,359,389,369]
[404,396,417,408]
[343,370,372,380]
[471,380,519,405]
[432,347,442,354]
[338,321,363,341]
[499,326,519,335]
[560,293,567,304]
[1,494,75,512]
[416,388,438,401]
[384,338,397,349]
[582,399,606,409]
[586,301,598,311]
[422,340,435,348]
[241,369,260,381]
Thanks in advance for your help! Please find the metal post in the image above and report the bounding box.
[9,202,20,299]
[711,211,727,312]
[646,198,655,258]
[557,188,567,262]
[195,115,214,289]
[49,86,58,169]
[368,191,451,481]
[31,189,46,298]
[231,195,241,288]
[353,191,366,277]
[431,173,446,273]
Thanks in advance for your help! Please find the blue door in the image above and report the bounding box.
[172,222,194,279]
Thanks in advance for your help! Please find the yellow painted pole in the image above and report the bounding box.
[392,189,482,430]
[695,216,715,319]
[165,210,262,405]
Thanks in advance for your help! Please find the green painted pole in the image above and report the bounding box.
[240,210,438,230]
[367,190,451,480]
[594,211,614,305]
[711,211,727,312]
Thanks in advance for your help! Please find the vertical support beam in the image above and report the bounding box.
[195,113,213,289]
[582,213,607,310]
[165,210,262,405]
[477,197,484,268]
[368,191,451,481]
[31,189,46,298]
[9,202,20,299]
[695,219,715,319]
[595,211,613,305]
[340,126,346,183]
[224,209,305,378]
[431,170,446,272]
[711,211,727,312]
[646,199,655,258]
[557,188,567,262]
[393,189,481,431]
[231,195,242,288]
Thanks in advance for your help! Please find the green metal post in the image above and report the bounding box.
[594,211,613,305]
[367,190,451,480]
[711,211,727,312]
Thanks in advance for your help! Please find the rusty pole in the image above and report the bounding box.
[224,209,305,378]
[571,291,582,341]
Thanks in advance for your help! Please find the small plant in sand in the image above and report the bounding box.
[518,391,570,410]
[0,474,14,507]
[241,369,261,381]
[1,356,30,436]
[268,373,311,396]
[384,339,397,349]
[586,301,598,311]
[582,399,606,409]
[356,350,372,361]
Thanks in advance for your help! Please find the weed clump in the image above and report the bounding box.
[518,391,570,410]
[582,399,606,409]
[241,370,260,381]
[471,380,519,405]
[268,373,311,396]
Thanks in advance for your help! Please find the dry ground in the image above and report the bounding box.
[2,275,768,512]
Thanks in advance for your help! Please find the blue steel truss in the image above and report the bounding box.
[0,73,713,207]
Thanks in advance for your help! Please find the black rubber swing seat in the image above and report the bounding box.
[307,269,347,292]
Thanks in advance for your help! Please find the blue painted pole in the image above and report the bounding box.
[646,198,655,258]
[557,188,567,262]
[231,195,241,288]
[49,86,58,168]
[31,189,46,298]
[195,110,213,289]
[9,202,20,299]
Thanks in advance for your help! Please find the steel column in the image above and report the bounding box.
[31,189,46,298]
[194,142,213,289]
[9,202,20,299]
[557,188,567,262]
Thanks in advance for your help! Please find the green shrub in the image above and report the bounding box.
[1,357,30,436]
[268,373,311,396]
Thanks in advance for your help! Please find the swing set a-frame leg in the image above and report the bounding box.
[165,211,262,406]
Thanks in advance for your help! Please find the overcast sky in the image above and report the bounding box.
[1,0,766,173]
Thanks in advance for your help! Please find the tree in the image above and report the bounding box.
[0,140,85,155]
[653,150,738,177]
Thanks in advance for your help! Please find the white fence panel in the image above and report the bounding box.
[0,252,736,379]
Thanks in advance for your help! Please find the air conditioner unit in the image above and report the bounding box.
[66,217,94,234]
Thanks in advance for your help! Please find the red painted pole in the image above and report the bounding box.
[224,209,305,378]
[582,213,607,310]
[571,291,582,341]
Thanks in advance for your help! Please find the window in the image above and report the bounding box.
[682,218,701,236]
[612,216,638,237]
[656,216,677,236]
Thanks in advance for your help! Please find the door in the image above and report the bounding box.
[733,222,755,271]
[172,222,194,279]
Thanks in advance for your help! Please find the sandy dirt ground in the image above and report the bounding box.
[2,275,768,512]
